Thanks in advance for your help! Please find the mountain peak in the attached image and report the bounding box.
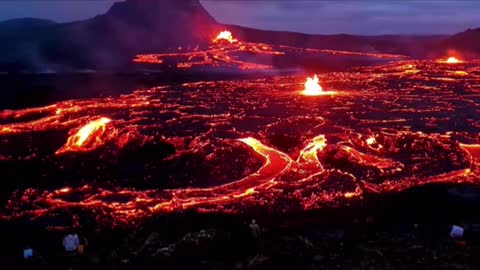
[105,0,217,25]
[98,0,219,45]
[443,27,480,53]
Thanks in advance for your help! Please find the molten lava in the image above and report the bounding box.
[301,75,335,96]
[437,56,463,64]
[302,75,323,96]
[446,57,461,64]
[214,30,237,44]
[56,117,112,155]
[1,59,480,227]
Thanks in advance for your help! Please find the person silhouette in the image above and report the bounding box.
[249,219,261,238]
[63,232,80,255]
[248,219,263,253]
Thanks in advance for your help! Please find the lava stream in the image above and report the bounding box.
[151,137,293,211]
[56,117,113,155]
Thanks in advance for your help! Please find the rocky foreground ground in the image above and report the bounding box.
[7,216,480,269]
[3,185,480,269]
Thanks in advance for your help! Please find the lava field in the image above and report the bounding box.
[1,33,480,228]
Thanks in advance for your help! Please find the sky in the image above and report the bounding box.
[0,0,479,35]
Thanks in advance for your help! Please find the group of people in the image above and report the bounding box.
[23,232,88,260]
[23,220,260,261]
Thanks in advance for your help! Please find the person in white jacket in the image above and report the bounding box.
[63,233,80,254]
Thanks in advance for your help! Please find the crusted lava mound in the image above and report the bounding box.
[0,132,265,191]
[319,132,472,185]
[266,116,326,154]
[115,139,265,189]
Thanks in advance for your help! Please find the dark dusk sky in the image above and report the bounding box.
[0,0,479,35]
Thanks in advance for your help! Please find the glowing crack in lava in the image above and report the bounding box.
[1,59,480,227]
[56,117,112,155]
[213,30,237,43]
[301,75,335,96]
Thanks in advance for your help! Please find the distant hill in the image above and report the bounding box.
[441,28,480,53]
[225,25,446,58]
[0,0,478,72]
[0,18,56,33]
[0,0,221,71]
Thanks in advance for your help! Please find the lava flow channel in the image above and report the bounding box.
[150,137,293,211]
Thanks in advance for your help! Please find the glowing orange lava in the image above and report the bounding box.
[297,135,326,164]
[214,30,237,44]
[438,56,463,64]
[302,75,323,96]
[133,35,406,71]
[56,117,112,155]
[454,71,468,76]
[446,57,461,63]
[301,75,335,96]
[1,59,480,227]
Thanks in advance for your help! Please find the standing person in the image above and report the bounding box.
[22,244,35,270]
[77,235,88,256]
[249,219,261,238]
[249,219,263,253]
[63,232,80,255]
[23,245,34,260]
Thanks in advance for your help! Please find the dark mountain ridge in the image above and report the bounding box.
[0,0,478,71]
[0,0,220,71]
[442,28,480,53]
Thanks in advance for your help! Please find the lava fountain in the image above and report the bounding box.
[301,75,335,96]
[213,30,237,44]
[446,57,462,64]
[438,56,463,64]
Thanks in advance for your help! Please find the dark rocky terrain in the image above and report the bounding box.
[4,184,480,269]
[0,0,479,71]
